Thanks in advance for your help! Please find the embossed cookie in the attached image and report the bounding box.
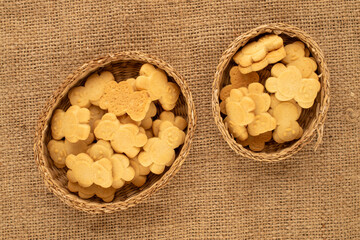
[273,121,303,143]
[219,66,259,101]
[94,113,121,140]
[94,113,148,158]
[247,112,276,136]
[158,121,186,149]
[266,63,320,108]
[66,153,113,188]
[87,140,113,161]
[68,71,115,107]
[47,139,90,168]
[282,41,306,64]
[99,80,151,121]
[152,111,187,137]
[136,64,180,111]
[138,138,175,174]
[282,41,318,80]
[237,131,272,151]
[51,106,91,143]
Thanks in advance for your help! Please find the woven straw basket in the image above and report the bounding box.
[34,52,196,213]
[212,23,330,162]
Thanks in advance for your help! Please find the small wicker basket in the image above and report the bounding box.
[34,51,196,213]
[212,23,330,162]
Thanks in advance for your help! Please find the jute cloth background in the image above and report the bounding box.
[1,0,359,239]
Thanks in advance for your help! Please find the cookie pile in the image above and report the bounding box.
[220,34,321,151]
[47,64,187,202]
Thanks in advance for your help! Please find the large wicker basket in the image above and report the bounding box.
[34,52,196,213]
[212,23,330,162]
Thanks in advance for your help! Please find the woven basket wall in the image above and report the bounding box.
[34,51,197,213]
[212,23,330,162]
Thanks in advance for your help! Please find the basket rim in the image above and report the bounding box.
[212,23,330,162]
[34,51,197,213]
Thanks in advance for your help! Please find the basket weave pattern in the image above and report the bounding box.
[34,51,196,213]
[212,23,330,162]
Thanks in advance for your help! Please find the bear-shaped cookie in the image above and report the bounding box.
[99,80,151,121]
[135,64,180,111]
[51,106,91,143]
[138,137,175,174]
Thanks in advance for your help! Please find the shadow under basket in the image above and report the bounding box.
[34,52,196,213]
[212,23,330,162]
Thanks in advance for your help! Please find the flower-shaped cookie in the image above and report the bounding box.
[94,113,148,158]
[110,154,135,189]
[225,88,256,126]
[138,138,175,174]
[68,71,115,107]
[233,34,286,74]
[220,66,259,101]
[66,153,113,188]
[247,112,276,136]
[237,131,272,151]
[152,111,187,137]
[51,106,91,143]
[135,64,180,110]
[130,157,151,187]
[47,138,91,168]
[87,140,113,161]
[68,181,116,202]
[224,117,248,141]
[158,121,186,149]
[266,63,320,108]
[99,80,151,121]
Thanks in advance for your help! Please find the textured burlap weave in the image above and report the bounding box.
[1,0,359,238]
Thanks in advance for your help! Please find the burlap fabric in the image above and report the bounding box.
[1,0,359,238]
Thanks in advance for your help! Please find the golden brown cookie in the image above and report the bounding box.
[237,131,272,151]
[99,81,151,121]
[219,67,259,101]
